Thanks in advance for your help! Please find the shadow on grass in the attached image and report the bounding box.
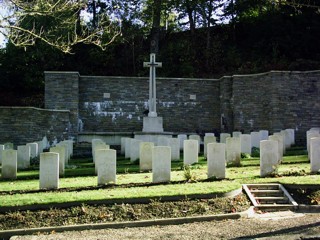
[0,177,225,196]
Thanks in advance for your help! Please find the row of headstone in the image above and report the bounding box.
[122,137,181,163]
[1,138,74,191]
[96,140,227,183]
[121,133,216,156]
[1,137,51,180]
[219,129,295,177]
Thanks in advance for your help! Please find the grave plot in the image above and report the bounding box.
[0,135,317,214]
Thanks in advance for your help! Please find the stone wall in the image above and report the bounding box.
[2,71,318,147]
[232,71,320,144]
[78,76,221,134]
[0,107,70,147]
[45,71,79,136]
[40,70,320,145]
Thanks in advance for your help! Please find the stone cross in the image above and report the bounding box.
[143,53,162,117]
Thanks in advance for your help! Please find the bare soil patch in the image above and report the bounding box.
[0,194,249,230]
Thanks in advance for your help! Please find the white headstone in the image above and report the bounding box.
[226,137,241,166]
[130,139,142,162]
[91,140,106,162]
[189,135,201,149]
[157,136,170,146]
[4,143,14,150]
[205,133,215,137]
[240,134,251,154]
[204,136,216,158]
[0,144,5,165]
[168,138,180,161]
[39,152,59,189]
[120,137,127,155]
[274,132,286,154]
[183,139,199,165]
[50,146,65,176]
[64,140,74,157]
[307,131,320,154]
[310,137,320,173]
[96,149,117,185]
[260,140,279,177]
[58,141,71,162]
[92,139,104,158]
[17,145,30,169]
[232,131,242,138]
[94,144,110,174]
[152,146,171,183]
[177,134,188,150]
[42,136,49,150]
[37,141,44,154]
[250,132,261,148]
[207,143,226,179]
[220,133,231,143]
[27,142,38,159]
[259,130,269,141]
[280,130,291,149]
[56,142,70,164]
[140,142,154,171]
[125,138,132,159]
[268,135,283,163]
[286,129,295,145]
[1,149,17,179]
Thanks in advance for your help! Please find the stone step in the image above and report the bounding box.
[255,204,298,211]
[250,189,283,197]
[242,183,298,211]
[255,196,288,201]
[257,199,290,205]
[247,184,280,190]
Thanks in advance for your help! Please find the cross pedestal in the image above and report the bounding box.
[142,53,163,133]
[142,115,164,132]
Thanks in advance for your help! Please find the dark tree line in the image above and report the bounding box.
[0,0,320,106]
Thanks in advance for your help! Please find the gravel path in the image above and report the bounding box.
[11,213,320,240]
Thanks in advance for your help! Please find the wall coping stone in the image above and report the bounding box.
[0,106,70,113]
[44,69,320,82]
[232,70,320,78]
[79,132,133,135]
[44,71,80,76]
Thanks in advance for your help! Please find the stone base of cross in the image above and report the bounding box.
[142,116,164,132]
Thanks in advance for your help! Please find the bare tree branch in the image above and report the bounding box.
[0,0,121,53]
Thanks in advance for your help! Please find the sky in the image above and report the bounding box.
[0,34,7,48]
[0,3,8,48]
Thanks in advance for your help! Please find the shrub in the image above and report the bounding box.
[251,147,260,158]
[308,190,320,205]
[183,165,197,182]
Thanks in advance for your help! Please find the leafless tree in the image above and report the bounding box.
[0,0,121,53]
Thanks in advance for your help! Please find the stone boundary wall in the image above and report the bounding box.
[0,107,70,147]
[3,71,318,147]
[41,70,320,145]
[78,76,221,134]
[231,70,320,145]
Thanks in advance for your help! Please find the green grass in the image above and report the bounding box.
[0,151,319,207]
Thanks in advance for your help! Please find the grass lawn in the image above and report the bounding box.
[0,146,319,207]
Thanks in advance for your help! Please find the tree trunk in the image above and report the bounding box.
[186,0,196,35]
[150,0,162,54]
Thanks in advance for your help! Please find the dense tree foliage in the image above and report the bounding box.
[0,0,320,106]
